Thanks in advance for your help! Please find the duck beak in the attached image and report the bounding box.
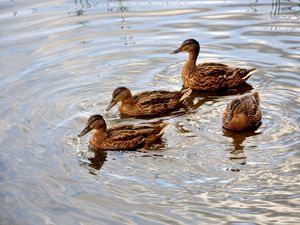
[170,48,181,54]
[105,100,117,112]
[78,125,92,137]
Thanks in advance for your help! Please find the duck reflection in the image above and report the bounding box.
[79,149,107,175]
[184,82,253,110]
[223,124,262,169]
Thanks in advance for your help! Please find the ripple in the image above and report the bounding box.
[1,0,300,224]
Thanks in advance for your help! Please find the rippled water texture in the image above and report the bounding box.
[1,0,300,224]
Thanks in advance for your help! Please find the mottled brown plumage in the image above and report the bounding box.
[171,39,257,90]
[106,87,192,117]
[222,92,262,130]
[78,114,168,150]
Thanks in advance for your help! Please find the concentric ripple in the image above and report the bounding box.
[0,0,300,224]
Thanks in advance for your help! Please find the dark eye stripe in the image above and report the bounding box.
[230,99,241,112]
[182,39,199,47]
[113,87,127,98]
[88,114,103,124]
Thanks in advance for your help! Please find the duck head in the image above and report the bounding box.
[78,114,107,137]
[223,92,261,130]
[106,86,133,112]
[171,39,200,54]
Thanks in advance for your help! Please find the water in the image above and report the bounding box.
[1,0,300,224]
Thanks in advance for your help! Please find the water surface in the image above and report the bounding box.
[1,0,300,224]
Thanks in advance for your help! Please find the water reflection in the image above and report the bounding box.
[250,0,300,22]
[270,0,300,22]
[74,0,91,16]
[75,0,91,9]
[106,0,129,13]
[1,0,300,224]
[186,82,253,110]
[105,0,133,45]
[79,149,107,175]
[223,124,262,171]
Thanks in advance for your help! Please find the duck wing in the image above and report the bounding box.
[199,63,256,80]
[135,91,181,105]
[223,95,261,125]
[198,62,231,77]
[108,124,158,132]
[242,95,260,117]
[101,129,145,150]
[101,121,168,150]
[127,91,182,115]
[101,136,145,150]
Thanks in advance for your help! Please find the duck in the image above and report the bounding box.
[222,92,262,130]
[78,114,168,150]
[105,86,192,117]
[171,39,257,91]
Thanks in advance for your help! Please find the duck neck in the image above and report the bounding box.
[185,48,199,71]
[121,93,134,107]
[91,127,107,144]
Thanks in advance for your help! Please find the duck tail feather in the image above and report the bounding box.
[242,68,257,80]
[179,88,193,102]
[158,122,170,136]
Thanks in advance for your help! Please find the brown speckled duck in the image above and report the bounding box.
[78,114,168,150]
[105,86,192,117]
[171,39,257,91]
[222,92,262,130]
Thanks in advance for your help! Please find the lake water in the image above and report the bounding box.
[1,0,300,224]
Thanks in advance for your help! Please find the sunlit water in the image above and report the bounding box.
[1,0,300,224]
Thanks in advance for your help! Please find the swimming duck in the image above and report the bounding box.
[78,114,168,150]
[171,39,257,91]
[105,86,192,117]
[222,92,262,130]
